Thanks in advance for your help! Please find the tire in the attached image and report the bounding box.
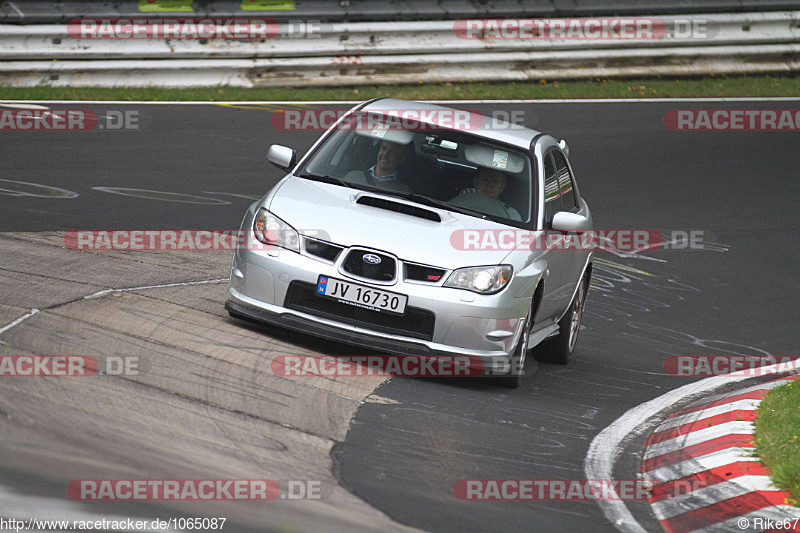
[498,309,531,389]
[536,275,587,365]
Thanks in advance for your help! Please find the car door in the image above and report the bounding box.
[535,150,574,323]
[552,150,591,290]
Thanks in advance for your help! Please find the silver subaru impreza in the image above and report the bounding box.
[226,98,592,387]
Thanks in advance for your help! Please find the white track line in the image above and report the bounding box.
[0,279,227,336]
[83,278,228,300]
[583,358,800,533]
[0,308,40,335]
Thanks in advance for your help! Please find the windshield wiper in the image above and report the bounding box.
[400,193,488,219]
[296,173,359,190]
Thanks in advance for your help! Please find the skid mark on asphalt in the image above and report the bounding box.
[40,307,301,408]
[586,256,702,323]
[1,182,261,206]
[202,191,263,201]
[391,392,600,444]
[544,366,651,392]
[115,302,300,355]
[77,376,293,454]
[581,256,769,370]
[372,428,580,469]
[489,403,598,432]
[600,235,730,262]
[0,179,79,199]
[91,187,232,205]
[622,323,772,356]
[3,307,299,412]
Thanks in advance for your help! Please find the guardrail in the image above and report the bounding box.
[1,0,798,23]
[0,12,798,88]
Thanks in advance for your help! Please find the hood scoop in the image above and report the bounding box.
[356,195,441,223]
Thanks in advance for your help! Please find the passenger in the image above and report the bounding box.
[470,167,522,221]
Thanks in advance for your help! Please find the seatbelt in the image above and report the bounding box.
[364,169,378,187]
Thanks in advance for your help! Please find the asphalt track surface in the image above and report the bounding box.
[1,100,798,532]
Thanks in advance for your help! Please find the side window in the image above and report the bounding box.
[552,151,579,212]
[543,152,562,226]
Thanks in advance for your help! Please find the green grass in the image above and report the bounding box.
[753,380,800,508]
[1,74,798,101]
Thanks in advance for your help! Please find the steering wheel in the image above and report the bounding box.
[449,188,511,218]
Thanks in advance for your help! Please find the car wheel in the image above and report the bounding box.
[536,275,587,365]
[498,309,531,389]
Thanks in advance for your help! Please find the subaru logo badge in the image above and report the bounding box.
[362,253,382,265]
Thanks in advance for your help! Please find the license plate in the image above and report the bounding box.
[316,275,407,315]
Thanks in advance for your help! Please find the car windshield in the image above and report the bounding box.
[295,112,535,226]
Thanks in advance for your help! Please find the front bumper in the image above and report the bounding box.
[227,239,532,374]
[226,298,509,373]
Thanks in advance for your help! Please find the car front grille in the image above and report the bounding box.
[304,238,343,262]
[284,281,435,341]
[405,263,447,283]
[342,249,396,282]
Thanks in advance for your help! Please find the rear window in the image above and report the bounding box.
[552,151,579,212]
[543,152,562,225]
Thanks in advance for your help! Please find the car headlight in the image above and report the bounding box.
[444,265,513,294]
[253,208,299,252]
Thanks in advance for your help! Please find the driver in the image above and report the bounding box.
[370,140,407,184]
[344,140,413,193]
[468,167,522,221]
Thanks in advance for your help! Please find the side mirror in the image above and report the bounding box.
[267,144,297,170]
[552,211,588,232]
[558,139,570,158]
